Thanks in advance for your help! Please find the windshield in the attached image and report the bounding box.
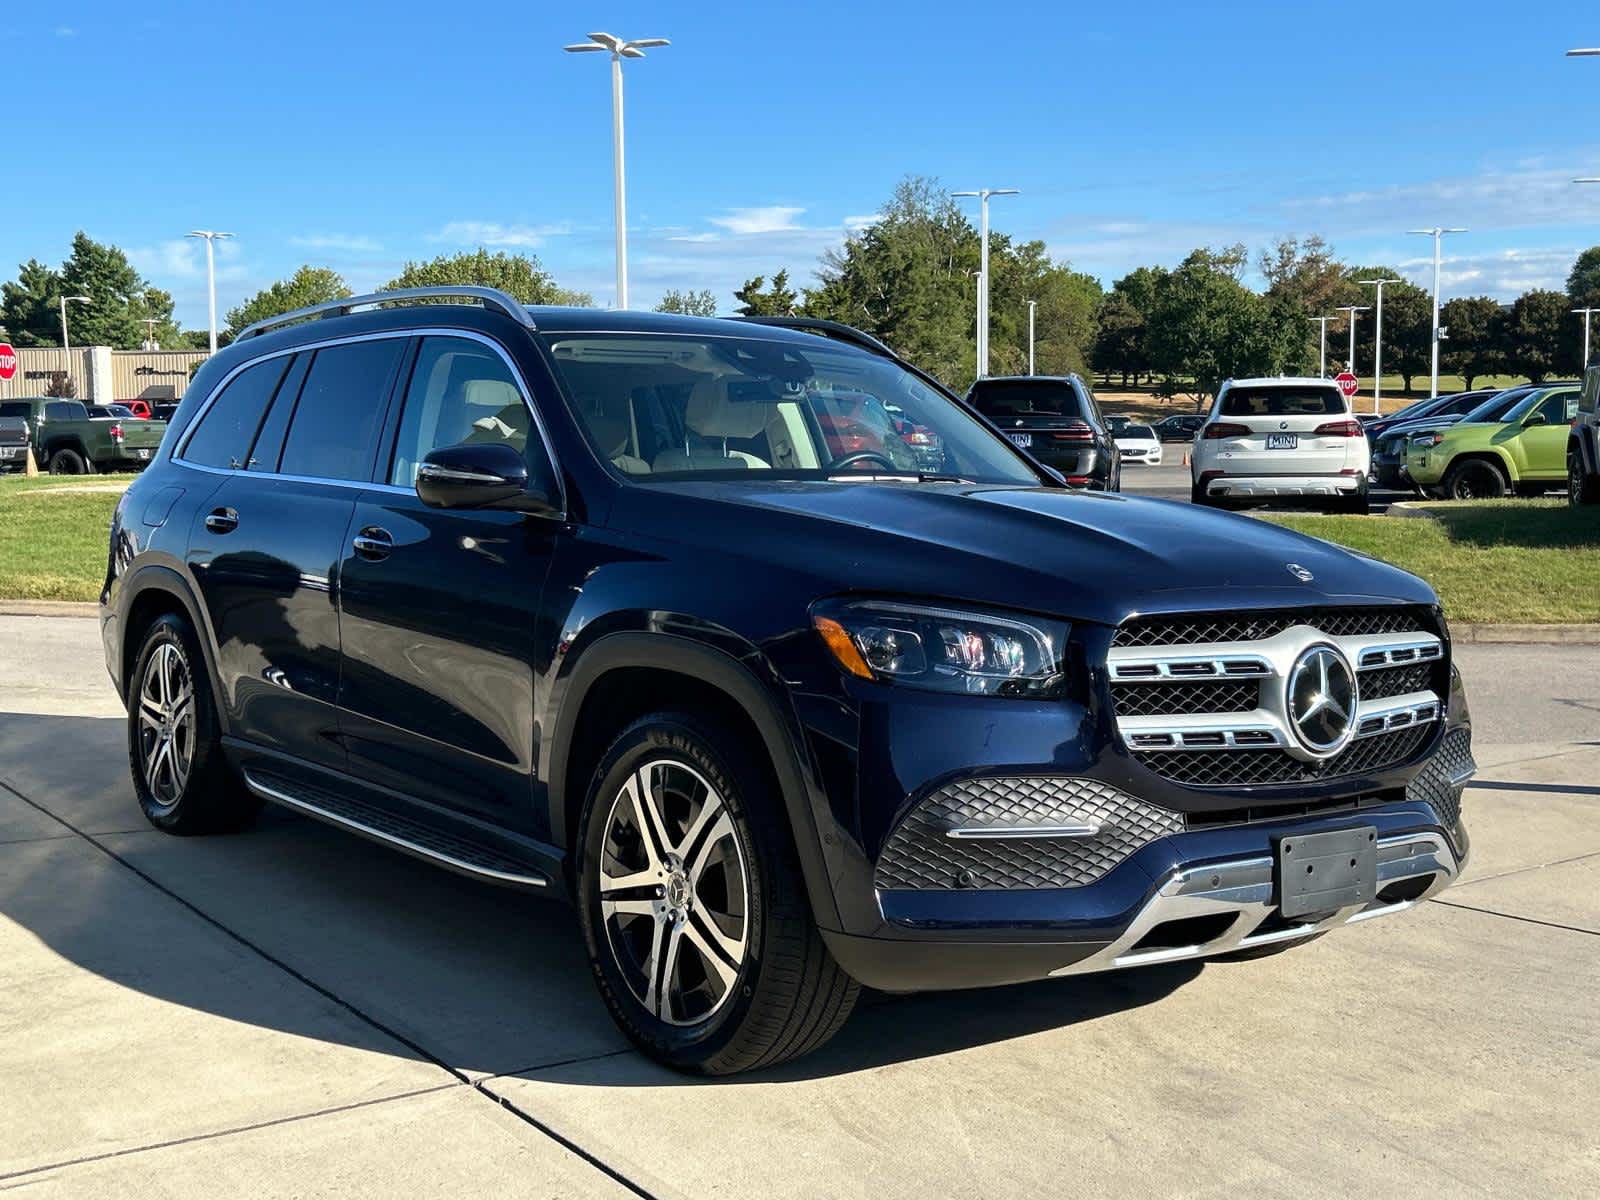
[542,331,1040,484]
[1121,425,1155,439]
[1460,389,1532,424]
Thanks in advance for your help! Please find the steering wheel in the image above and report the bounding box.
[831,451,898,472]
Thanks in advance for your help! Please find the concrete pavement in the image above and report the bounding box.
[2,614,1597,1197]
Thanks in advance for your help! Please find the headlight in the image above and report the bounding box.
[812,599,1068,698]
[1412,432,1444,448]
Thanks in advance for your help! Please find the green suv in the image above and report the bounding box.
[1406,383,1581,499]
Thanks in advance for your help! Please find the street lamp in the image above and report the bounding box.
[565,31,671,310]
[952,187,1018,378]
[1576,308,1598,370]
[1309,314,1337,377]
[1567,48,1600,56]
[1407,227,1467,398]
[1336,305,1370,385]
[59,294,90,353]
[1359,278,1402,416]
[1026,299,1037,375]
[187,230,234,354]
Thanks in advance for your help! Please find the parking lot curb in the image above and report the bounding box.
[1452,623,1600,644]
[0,599,99,619]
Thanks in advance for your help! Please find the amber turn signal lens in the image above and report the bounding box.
[813,615,873,679]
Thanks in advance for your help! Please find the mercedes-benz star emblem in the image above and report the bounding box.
[1286,645,1356,755]
[1286,562,1314,582]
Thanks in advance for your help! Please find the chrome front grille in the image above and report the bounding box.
[1109,610,1446,788]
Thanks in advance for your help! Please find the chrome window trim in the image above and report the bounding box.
[173,327,566,517]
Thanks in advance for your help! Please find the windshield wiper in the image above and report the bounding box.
[825,472,974,484]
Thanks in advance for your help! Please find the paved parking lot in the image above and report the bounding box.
[3,614,1598,1197]
[1116,458,1417,510]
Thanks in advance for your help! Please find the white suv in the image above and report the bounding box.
[1190,377,1370,513]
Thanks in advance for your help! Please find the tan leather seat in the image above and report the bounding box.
[651,379,773,473]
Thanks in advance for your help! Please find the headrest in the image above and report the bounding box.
[687,378,770,440]
[463,379,522,411]
[588,410,630,457]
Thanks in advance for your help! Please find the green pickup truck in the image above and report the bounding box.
[0,396,168,474]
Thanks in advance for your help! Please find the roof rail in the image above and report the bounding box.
[732,315,895,359]
[235,286,536,342]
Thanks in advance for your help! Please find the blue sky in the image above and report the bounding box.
[7,1,1600,329]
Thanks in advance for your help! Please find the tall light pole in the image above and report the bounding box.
[1407,227,1467,398]
[565,32,670,310]
[1309,315,1337,377]
[59,294,90,352]
[1567,48,1600,56]
[187,230,234,353]
[1360,278,1401,415]
[952,187,1018,378]
[1576,308,1598,370]
[1336,304,1370,383]
[1026,299,1037,375]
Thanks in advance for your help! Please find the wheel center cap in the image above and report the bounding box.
[665,872,692,910]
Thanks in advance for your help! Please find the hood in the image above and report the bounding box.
[612,480,1436,628]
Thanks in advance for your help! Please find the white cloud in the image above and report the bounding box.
[842,213,880,233]
[290,233,383,254]
[708,206,805,235]
[1393,246,1580,299]
[55,26,75,37]
[430,220,572,248]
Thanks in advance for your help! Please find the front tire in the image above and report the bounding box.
[128,613,261,834]
[577,711,858,1074]
[1442,459,1506,500]
[1571,450,1600,506]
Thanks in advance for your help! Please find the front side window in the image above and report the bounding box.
[542,331,1039,484]
[182,357,290,469]
[388,337,533,487]
[278,339,404,481]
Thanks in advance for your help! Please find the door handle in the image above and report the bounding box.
[352,527,394,561]
[204,507,238,534]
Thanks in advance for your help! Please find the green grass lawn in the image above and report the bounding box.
[1264,501,1600,625]
[0,476,130,601]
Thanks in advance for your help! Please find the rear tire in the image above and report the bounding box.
[1570,450,1600,506]
[577,711,858,1074]
[48,448,92,475]
[1442,459,1505,501]
[128,613,261,835]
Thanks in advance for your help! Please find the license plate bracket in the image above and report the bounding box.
[1008,432,1032,448]
[1277,826,1377,919]
[1266,433,1298,449]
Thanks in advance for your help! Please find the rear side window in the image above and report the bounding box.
[968,380,1086,419]
[1219,386,1343,417]
[278,339,405,481]
[46,401,86,421]
[182,357,291,469]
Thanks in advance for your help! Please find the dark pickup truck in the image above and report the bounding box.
[0,416,28,472]
[0,396,167,474]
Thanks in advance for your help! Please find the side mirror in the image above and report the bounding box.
[1524,412,1548,428]
[415,442,554,513]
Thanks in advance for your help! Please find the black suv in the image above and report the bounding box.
[965,374,1120,489]
[101,289,1475,1074]
[1572,366,1600,506]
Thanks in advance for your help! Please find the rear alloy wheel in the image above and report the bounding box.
[1572,450,1600,507]
[128,613,262,834]
[1442,459,1505,501]
[48,448,92,475]
[578,712,858,1074]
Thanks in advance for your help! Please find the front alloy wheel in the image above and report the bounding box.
[597,759,749,1026]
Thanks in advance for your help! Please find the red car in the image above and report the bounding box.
[814,392,942,471]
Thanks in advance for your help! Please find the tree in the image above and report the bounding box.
[0,259,63,346]
[1440,296,1505,389]
[383,249,592,307]
[1092,294,1145,386]
[1505,289,1569,383]
[984,239,1101,377]
[732,270,798,317]
[1097,267,1166,385]
[654,288,718,316]
[1260,236,1361,371]
[226,266,352,339]
[1146,246,1293,404]
[1567,246,1600,310]
[44,371,76,398]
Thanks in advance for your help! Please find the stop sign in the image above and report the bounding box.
[1335,371,1359,399]
[0,342,16,382]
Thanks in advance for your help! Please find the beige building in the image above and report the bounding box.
[0,346,207,405]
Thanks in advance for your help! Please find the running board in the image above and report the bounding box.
[242,768,550,890]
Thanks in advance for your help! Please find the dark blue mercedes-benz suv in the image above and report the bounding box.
[100,288,1475,1073]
